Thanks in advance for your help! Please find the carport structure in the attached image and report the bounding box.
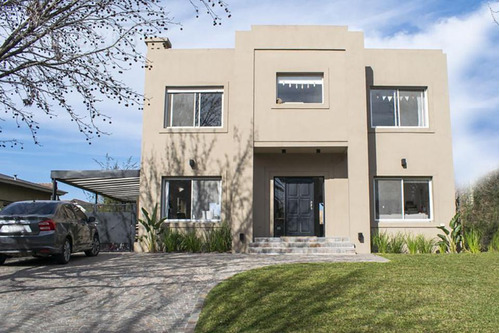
[50,170,141,252]
[50,170,140,203]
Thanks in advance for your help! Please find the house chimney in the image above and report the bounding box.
[144,37,172,49]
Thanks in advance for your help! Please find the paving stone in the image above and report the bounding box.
[0,252,388,332]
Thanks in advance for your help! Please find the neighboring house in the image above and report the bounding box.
[139,26,455,253]
[0,173,66,209]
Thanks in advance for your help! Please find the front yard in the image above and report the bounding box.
[196,253,499,332]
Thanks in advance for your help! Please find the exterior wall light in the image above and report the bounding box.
[401,158,407,169]
[189,159,196,169]
[358,232,364,243]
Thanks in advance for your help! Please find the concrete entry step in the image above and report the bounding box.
[249,237,356,255]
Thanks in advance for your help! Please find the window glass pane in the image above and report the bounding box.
[192,180,221,220]
[274,178,285,220]
[399,90,425,126]
[164,93,171,128]
[371,89,396,126]
[277,74,323,103]
[199,92,222,127]
[167,180,191,219]
[404,180,430,219]
[375,179,402,219]
[170,93,194,127]
[0,202,58,215]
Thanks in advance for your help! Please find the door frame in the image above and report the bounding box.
[273,176,325,237]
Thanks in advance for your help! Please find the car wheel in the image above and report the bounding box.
[85,234,100,257]
[0,255,6,265]
[54,238,71,264]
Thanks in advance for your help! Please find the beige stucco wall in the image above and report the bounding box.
[365,49,456,240]
[248,26,371,253]
[139,26,455,254]
[139,45,254,252]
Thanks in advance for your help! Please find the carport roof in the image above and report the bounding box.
[50,170,140,203]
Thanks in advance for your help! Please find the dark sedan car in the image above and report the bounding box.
[0,201,100,264]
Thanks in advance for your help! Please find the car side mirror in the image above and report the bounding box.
[87,216,96,223]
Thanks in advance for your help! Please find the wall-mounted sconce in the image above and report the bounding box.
[281,149,287,154]
[401,158,407,169]
[358,232,364,243]
[189,159,196,169]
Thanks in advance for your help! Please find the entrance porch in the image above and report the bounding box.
[253,149,349,239]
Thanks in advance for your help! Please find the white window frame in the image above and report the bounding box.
[370,88,428,128]
[162,177,222,222]
[373,178,433,222]
[276,73,324,104]
[165,87,224,128]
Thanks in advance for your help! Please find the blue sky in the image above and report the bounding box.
[1,0,498,200]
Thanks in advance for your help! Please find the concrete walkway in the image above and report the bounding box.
[0,253,388,333]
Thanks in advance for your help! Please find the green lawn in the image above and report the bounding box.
[196,253,499,332]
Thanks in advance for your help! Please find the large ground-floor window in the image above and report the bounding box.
[374,178,432,221]
[162,178,222,221]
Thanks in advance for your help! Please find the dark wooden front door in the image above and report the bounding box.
[285,178,315,236]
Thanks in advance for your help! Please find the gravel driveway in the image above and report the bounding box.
[0,252,387,333]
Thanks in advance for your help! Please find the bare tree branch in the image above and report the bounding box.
[0,0,231,146]
[489,2,499,25]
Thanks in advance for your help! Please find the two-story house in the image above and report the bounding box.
[139,26,455,253]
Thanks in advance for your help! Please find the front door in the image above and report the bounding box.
[285,178,315,236]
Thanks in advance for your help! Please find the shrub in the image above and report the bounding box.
[161,222,232,253]
[458,170,499,249]
[387,233,405,254]
[204,222,231,253]
[416,235,435,254]
[437,213,463,253]
[438,242,448,254]
[138,204,166,253]
[464,229,482,253]
[182,229,203,253]
[372,232,390,253]
[488,231,499,252]
[162,229,185,252]
[406,235,419,254]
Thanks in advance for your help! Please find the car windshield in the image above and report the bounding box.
[0,202,59,215]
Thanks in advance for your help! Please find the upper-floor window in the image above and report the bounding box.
[276,73,323,104]
[165,87,223,128]
[370,88,427,127]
